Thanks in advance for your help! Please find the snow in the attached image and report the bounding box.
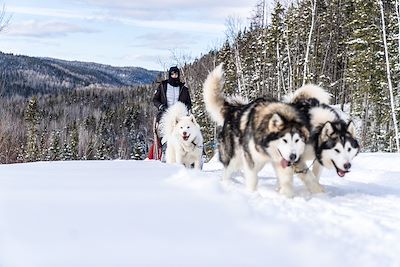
[0,153,400,267]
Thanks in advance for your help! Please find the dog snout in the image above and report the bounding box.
[289,153,296,162]
[183,131,187,136]
[344,162,351,170]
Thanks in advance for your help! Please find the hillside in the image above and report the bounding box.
[0,52,160,96]
[0,153,399,266]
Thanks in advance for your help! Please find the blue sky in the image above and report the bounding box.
[0,0,259,70]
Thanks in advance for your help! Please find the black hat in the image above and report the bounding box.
[168,66,181,86]
[168,66,180,76]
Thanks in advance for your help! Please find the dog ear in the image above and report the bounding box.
[320,122,334,142]
[268,113,284,132]
[300,126,310,141]
[347,121,356,138]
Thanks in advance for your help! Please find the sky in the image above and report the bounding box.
[0,0,260,70]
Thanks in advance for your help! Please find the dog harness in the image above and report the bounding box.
[294,158,317,174]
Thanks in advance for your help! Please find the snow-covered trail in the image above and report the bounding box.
[0,153,399,267]
[202,153,400,266]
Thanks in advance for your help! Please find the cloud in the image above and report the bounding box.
[76,0,251,10]
[8,6,93,20]
[8,1,258,34]
[72,0,258,22]
[8,5,225,34]
[132,31,199,50]
[120,18,224,34]
[4,20,97,38]
[115,53,168,70]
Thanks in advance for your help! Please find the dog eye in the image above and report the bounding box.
[347,148,351,152]
[283,139,288,143]
[334,148,340,153]
[295,139,299,143]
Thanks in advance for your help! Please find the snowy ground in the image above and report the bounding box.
[0,153,399,267]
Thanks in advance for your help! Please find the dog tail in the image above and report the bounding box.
[289,84,331,105]
[203,64,248,126]
[160,102,188,141]
[203,64,226,125]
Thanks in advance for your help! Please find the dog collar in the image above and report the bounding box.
[294,158,317,174]
[191,138,203,149]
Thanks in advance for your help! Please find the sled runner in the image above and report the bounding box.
[147,117,162,160]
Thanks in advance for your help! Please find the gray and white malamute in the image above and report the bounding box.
[288,85,360,184]
[203,65,324,197]
[160,102,204,169]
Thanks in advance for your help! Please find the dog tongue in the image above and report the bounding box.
[337,170,346,177]
[281,159,289,168]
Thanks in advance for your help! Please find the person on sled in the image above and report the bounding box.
[151,66,192,161]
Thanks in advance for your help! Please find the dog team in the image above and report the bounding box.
[155,64,360,197]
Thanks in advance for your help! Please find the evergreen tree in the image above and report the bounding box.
[24,96,40,162]
[48,130,62,161]
[62,143,72,160]
[70,121,79,160]
[217,40,238,94]
[346,0,388,151]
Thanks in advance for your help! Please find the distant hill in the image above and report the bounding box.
[0,52,161,96]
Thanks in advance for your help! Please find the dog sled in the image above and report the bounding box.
[147,117,162,160]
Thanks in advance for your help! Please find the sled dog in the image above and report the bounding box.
[203,64,324,197]
[160,102,203,169]
[288,84,360,183]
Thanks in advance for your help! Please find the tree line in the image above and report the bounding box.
[0,85,156,163]
[180,0,400,155]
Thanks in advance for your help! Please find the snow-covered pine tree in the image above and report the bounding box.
[70,121,79,160]
[24,96,40,162]
[346,0,389,151]
[268,1,286,99]
[62,143,72,161]
[217,40,237,95]
[47,130,61,161]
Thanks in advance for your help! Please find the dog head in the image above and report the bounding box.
[174,114,200,143]
[317,121,360,177]
[265,113,310,168]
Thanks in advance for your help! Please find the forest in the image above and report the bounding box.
[0,0,399,163]
[183,0,400,156]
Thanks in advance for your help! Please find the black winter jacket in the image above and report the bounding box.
[153,80,192,120]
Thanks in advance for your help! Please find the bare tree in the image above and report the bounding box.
[378,0,400,152]
[302,0,316,85]
[225,15,246,96]
[395,0,400,93]
[284,27,294,93]
[169,48,193,83]
[0,4,11,32]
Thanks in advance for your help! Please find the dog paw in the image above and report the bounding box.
[279,187,294,198]
[309,183,325,194]
[246,184,257,192]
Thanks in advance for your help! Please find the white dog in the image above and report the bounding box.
[160,102,203,169]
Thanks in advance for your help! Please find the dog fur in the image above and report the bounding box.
[160,102,203,169]
[288,84,360,183]
[203,64,324,197]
